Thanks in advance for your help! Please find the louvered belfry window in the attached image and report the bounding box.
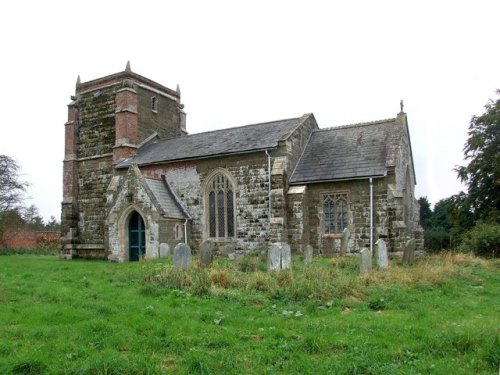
[208,173,235,239]
[323,192,349,234]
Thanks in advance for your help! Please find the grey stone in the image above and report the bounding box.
[402,239,416,265]
[359,247,372,274]
[267,242,292,271]
[173,243,191,268]
[281,243,292,270]
[159,243,170,258]
[199,240,215,267]
[268,243,282,271]
[340,227,350,256]
[375,239,389,270]
[304,245,313,265]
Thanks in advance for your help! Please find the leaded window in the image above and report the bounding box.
[207,172,235,239]
[322,192,349,234]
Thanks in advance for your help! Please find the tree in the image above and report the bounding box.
[0,155,29,212]
[46,216,61,231]
[456,90,500,223]
[418,197,433,229]
[22,204,45,230]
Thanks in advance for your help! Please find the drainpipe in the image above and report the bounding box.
[265,150,272,219]
[370,177,374,255]
[184,219,188,245]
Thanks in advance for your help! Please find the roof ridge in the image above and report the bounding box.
[316,118,396,132]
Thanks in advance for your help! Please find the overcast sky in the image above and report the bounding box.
[1,0,499,221]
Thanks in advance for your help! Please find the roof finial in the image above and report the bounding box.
[76,75,81,88]
[399,99,404,113]
[176,84,181,96]
[125,61,131,73]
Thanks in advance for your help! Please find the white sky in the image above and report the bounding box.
[1,0,499,221]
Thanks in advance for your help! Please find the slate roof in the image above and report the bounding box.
[117,117,303,168]
[144,178,190,219]
[290,118,402,184]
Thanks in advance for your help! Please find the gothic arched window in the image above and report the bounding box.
[322,192,349,234]
[206,172,235,239]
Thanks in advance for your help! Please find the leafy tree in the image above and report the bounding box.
[418,197,432,229]
[456,90,500,223]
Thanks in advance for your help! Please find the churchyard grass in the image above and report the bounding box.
[0,253,498,374]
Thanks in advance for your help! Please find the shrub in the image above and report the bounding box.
[460,222,500,257]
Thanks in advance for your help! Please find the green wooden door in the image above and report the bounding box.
[129,212,145,261]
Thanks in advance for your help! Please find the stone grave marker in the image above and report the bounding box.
[340,227,350,256]
[267,242,292,271]
[199,240,215,267]
[359,247,372,274]
[304,245,313,265]
[281,243,292,270]
[159,243,170,258]
[173,243,191,268]
[375,239,389,270]
[402,239,416,265]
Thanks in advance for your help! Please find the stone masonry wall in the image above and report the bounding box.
[304,178,389,255]
[74,84,117,257]
[140,151,273,256]
[137,86,183,141]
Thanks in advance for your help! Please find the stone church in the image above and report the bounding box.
[61,64,422,261]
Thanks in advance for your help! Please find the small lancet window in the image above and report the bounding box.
[151,96,158,112]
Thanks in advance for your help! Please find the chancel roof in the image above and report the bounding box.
[290,118,402,184]
[117,117,303,168]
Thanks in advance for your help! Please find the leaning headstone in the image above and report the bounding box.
[159,243,170,258]
[281,243,292,270]
[303,245,313,265]
[375,239,389,271]
[173,243,191,268]
[267,242,292,271]
[359,247,372,274]
[340,227,350,256]
[402,239,416,265]
[199,240,215,267]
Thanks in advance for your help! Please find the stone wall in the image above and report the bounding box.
[141,151,272,256]
[136,86,183,141]
[295,178,390,254]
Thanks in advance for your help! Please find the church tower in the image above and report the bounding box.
[61,63,186,259]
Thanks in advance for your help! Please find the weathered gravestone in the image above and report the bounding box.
[359,247,372,274]
[303,244,313,265]
[375,239,389,270]
[268,242,292,271]
[402,239,416,265]
[173,243,191,268]
[340,227,350,256]
[199,240,215,267]
[159,243,170,258]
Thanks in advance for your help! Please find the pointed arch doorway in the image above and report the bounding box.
[129,211,145,261]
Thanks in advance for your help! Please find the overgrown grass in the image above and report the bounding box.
[0,253,498,374]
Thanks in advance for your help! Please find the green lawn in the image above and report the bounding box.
[0,253,498,374]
